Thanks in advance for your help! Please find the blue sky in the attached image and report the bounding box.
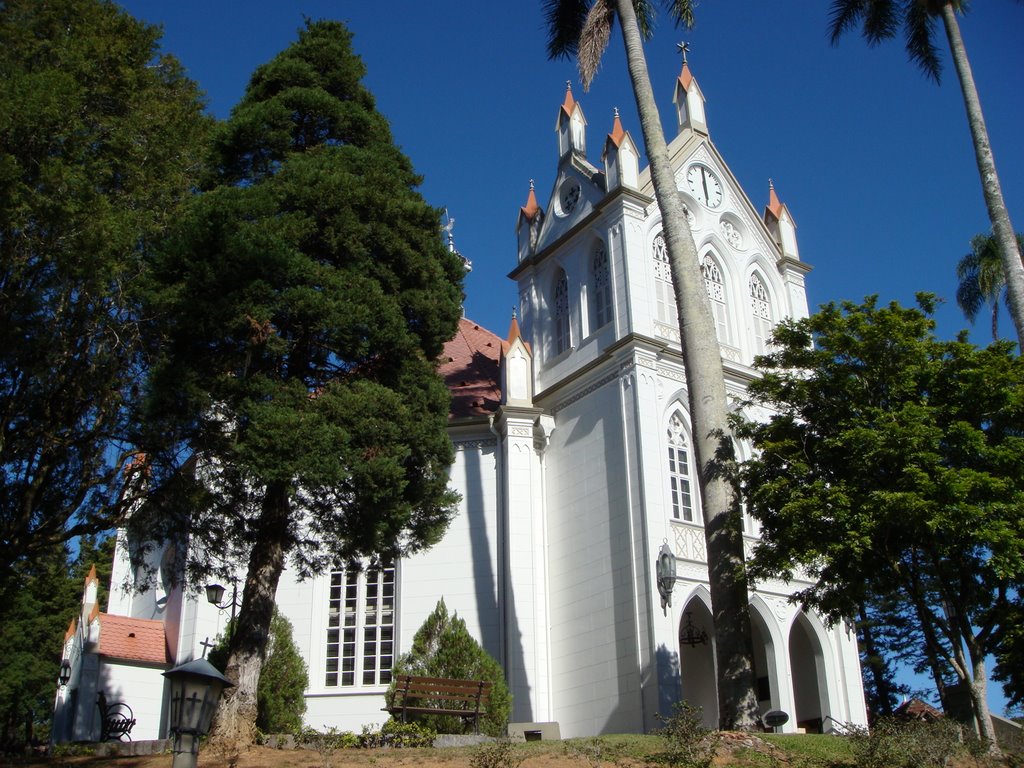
[116,1,1023,714]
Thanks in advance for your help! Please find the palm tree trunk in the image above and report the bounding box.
[613,0,759,730]
[209,480,291,747]
[940,1,1024,349]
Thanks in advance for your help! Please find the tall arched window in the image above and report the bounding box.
[667,412,696,523]
[749,274,773,356]
[701,253,729,343]
[592,242,613,330]
[553,269,571,355]
[653,232,677,325]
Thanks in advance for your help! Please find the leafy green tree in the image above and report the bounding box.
[209,609,309,734]
[138,20,464,744]
[544,0,758,729]
[956,232,1024,342]
[828,0,1024,347]
[736,295,1024,748]
[389,599,511,737]
[0,0,209,592]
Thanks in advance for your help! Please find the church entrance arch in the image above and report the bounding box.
[789,612,829,733]
[678,595,717,729]
[748,605,778,715]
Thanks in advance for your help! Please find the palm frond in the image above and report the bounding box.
[955,252,984,324]
[544,0,591,60]
[862,0,900,44]
[579,0,615,90]
[828,0,869,45]
[904,0,942,81]
[663,0,697,30]
[633,0,656,39]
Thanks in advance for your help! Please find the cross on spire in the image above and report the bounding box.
[677,41,690,64]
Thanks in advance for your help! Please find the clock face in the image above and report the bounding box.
[560,180,581,215]
[686,165,723,209]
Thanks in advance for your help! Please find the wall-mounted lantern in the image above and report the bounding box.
[656,541,677,613]
[58,660,71,688]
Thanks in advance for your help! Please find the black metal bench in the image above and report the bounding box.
[384,675,492,734]
[97,692,136,742]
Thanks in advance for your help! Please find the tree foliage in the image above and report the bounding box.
[137,20,464,743]
[736,295,1024,743]
[0,0,209,588]
[389,599,511,737]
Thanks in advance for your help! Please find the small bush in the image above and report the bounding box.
[380,719,436,748]
[298,726,360,752]
[849,716,965,768]
[654,702,720,768]
[470,739,526,768]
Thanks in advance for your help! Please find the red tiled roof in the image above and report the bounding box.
[441,317,502,420]
[97,614,170,665]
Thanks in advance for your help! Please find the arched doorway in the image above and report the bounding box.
[749,607,776,715]
[679,597,717,728]
[789,613,828,733]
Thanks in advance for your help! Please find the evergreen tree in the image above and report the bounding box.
[389,599,511,737]
[0,0,209,594]
[257,611,308,734]
[138,20,464,744]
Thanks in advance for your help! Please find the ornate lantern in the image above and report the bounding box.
[163,658,233,768]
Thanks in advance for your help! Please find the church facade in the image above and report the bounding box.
[54,61,867,742]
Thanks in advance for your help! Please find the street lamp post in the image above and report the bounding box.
[163,658,233,768]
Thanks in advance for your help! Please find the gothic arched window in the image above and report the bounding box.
[701,252,729,343]
[653,232,677,325]
[749,273,773,356]
[667,412,696,523]
[592,242,613,330]
[553,269,571,355]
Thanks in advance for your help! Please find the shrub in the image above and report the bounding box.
[388,598,511,737]
[654,701,720,768]
[380,719,436,748]
[256,611,308,733]
[848,716,965,768]
[470,739,526,768]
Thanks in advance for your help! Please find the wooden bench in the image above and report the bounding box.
[384,675,492,734]
[97,693,136,742]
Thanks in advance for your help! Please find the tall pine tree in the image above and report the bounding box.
[0,0,209,595]
[139,20,464,744]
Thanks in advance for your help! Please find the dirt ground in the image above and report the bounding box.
[4,733,790,768]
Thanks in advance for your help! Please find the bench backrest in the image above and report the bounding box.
[392,675,492,706]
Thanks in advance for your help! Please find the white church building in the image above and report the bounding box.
[53,60,867,742]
